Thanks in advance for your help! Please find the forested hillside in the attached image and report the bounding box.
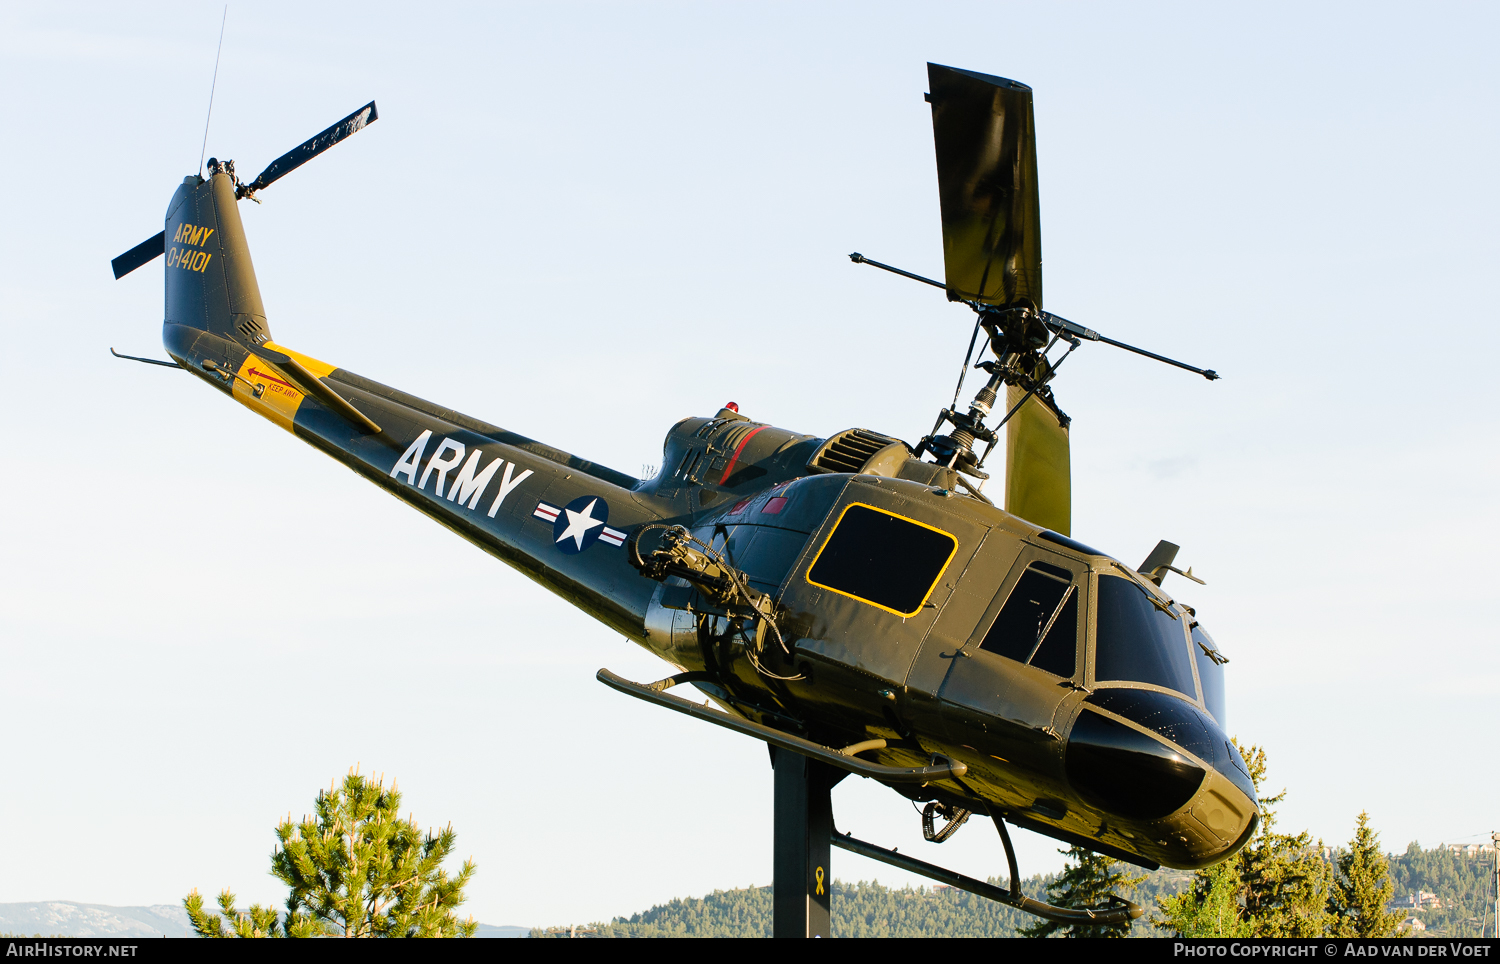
[531,845,1495,938]
[1386,845,1496,937]
[532,869,1193,938]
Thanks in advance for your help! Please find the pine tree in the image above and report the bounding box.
[184,768,478,938]
[1328,811,1402,937]
[1230,742,1333,937]
[184,889,293,938]
[1018,846,1144,938]
[1156,853,1252,937]
[1154,741,1330,938]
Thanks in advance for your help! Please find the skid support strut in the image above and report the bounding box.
[772,749,845,938]
[599,669,1143,930]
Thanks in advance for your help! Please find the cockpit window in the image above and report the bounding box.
[1191,624,1227,725]
[806,503,957,617]
[979,562,1078,678]
[1094,574,1196,697]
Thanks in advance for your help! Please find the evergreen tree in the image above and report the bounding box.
[1156,853,1251,937]
[184,889,294,938]
[1018,846,1144,938]
[1154,742,1331,938]
[1387,840,1497,936]
[184,768,477,938]
[1328,812,1402,937]
[1233,743,1333,937]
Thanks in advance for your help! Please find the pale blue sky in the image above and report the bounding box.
[1,1,1495,928]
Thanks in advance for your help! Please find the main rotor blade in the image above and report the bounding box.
[1005,370,1070,537]
[928,64,1042,311]
[111,231,166,279]
[241,101,378,196]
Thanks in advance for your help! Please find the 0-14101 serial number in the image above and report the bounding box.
[168,246,212,273]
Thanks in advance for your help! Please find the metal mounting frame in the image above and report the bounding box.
[600,668,1144,933]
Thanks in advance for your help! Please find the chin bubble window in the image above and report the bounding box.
[806,503,957,617]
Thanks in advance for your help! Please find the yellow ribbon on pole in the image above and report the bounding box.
[815,866,825,895]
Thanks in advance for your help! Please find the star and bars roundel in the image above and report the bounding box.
[533,496,627,554]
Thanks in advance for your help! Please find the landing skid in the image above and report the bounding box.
[833,825,1142,925]
[600,667,1144,936]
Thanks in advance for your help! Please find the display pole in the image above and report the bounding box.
[772,750,835,938]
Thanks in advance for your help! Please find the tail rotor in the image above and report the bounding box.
[110,100,379,280]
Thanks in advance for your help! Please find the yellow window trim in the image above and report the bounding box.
[805,501,959,618]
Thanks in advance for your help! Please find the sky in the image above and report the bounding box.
[1,0,1497,930]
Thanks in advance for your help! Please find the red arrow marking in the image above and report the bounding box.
[247,367,296,390]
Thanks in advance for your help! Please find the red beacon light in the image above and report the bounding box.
[725,401,739,413]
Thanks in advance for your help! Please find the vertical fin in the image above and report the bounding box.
[163,171,270,348]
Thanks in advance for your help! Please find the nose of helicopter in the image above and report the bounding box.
[1158,757,1260,868]
[1065,691,1260,868]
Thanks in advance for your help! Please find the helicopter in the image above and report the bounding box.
[110,63,1258,937]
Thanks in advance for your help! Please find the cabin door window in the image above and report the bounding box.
[978,560,1078,679]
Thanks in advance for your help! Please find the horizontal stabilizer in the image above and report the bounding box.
[240,101,378,197]
[111,231,166,279]
[253,344,381,435]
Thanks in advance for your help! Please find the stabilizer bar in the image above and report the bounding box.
[597,668,967,784]
[848,252,946,290]
[831,830,1142,925]
[846,252,1219,380]
[1039,311,1219,381]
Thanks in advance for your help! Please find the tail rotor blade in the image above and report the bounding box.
[111,231,166,279]
[239,101,378,197]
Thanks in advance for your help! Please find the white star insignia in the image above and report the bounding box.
[555,498,605,550]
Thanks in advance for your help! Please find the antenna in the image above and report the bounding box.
[198,6,228,178]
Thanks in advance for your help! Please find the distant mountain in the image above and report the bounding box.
[0,902,191,938]
[476,924,530,938]
[0,903,529,938]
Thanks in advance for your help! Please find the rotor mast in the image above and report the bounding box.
[916,305,1074,481]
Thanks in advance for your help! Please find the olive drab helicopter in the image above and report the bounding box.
[110,64,1258,937]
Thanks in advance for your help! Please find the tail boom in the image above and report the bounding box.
[171,328,660,644]
[150,170,670,649]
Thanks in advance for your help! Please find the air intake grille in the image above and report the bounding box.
[235,315,269,345]
[808,428,903,474]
